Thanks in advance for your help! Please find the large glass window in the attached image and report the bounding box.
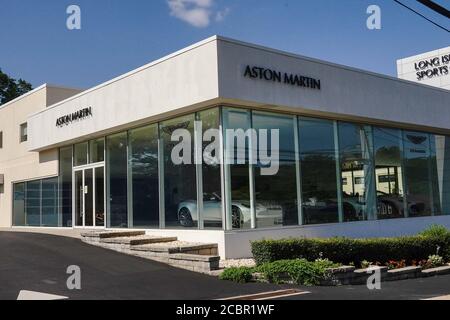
[129,125,159,228]
[373,127,405,219]
[41,178,59,226]
[25,180,41,226]
[223,108,252,230]
[403,131,434,217]
[199,108,223,229]
[431,135,450,215]
[74,142,88,166]
[298,118,339,225]
[13,183,25,226]
[107,132,128,228]
[161,115,197,229]
[89,138,105,163]
[338,122,375,222]
[253,111,298,227]
[59,147,73,227]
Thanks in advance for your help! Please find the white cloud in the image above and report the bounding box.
[215,7,230,22]
[167,0,230,28]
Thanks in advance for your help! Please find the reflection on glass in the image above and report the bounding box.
[95,167,105,226]
[90,138,105,163]
[373,127,405,219]
[13,183,25,226]
[431,135,450,215]
[129,125,159,228]
[85,169,93,227]
[403,131,433,217]
[223,108,252,230]
[75,171,83,226]
[253,111,298,227]
[107,132,128,228]
[74,142,88,166]
[338,122,375,221]
[26,180,41,226]
[298,118,339,225]
[161,115,197,228]
[199,108,223,229]
[59,147,73,227]
[41,178,59,226]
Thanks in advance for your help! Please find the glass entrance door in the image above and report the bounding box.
[74,166,105,228]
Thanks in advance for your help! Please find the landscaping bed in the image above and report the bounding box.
[219,225,450,286]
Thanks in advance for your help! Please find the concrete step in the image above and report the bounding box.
[81,232,221,273]
[81,230,145,239]
[100,235,178,246]
[131,241,218,256]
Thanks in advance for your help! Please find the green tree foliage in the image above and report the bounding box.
[0,69,33,105]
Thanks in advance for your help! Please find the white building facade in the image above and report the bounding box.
[2,36,450,258]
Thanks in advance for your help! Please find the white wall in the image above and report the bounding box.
[28,38,220,151]
[224,215,450,259]
[217,38,450,133]
[29,37,450,152]
[397,47,450,91]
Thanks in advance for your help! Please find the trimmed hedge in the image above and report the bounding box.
[251,228,450,266]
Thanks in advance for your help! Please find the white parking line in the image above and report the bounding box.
[17,290,68,301]
[221,289,311,300]
[424,294,450,300]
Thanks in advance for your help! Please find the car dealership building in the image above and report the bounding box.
[1,36,450,258]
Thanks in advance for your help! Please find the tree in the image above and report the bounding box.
[0,69,33,105]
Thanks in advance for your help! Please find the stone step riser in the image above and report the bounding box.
[131,244,218,256]
[100,237,178,246]
[81,236,220,273]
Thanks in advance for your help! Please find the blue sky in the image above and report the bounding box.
[0,0,448,89]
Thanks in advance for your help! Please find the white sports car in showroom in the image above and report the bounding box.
[177,193,283,228]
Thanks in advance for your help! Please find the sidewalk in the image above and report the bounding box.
[0,227,87,239]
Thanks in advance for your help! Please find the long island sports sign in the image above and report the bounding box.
[244,65,321,90]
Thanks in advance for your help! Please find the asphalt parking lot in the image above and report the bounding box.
[1,231,449,300]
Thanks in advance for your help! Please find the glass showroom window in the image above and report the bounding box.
[13,183,25,226]
[89,138,105,163]
[199,108,223,229]
[253,111,298,227]
[403,131,434,217]
[298,117,339,225]
[373,127,405,220]
[223,108,252,230]
[129,124,160,228]
[107,132,128,228]
[26,180,41,226]
[161,114,197,229]
[338,122,376,222]
[41,178,59,226]
[59,147,73,227]
[430,135,450,215]
[74,142,88,167]
[13,178,60,227]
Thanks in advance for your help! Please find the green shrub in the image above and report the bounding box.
[256,259,339,286]
[251,226,450,266]
[219,267,254,283]
[419,224,450,238]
